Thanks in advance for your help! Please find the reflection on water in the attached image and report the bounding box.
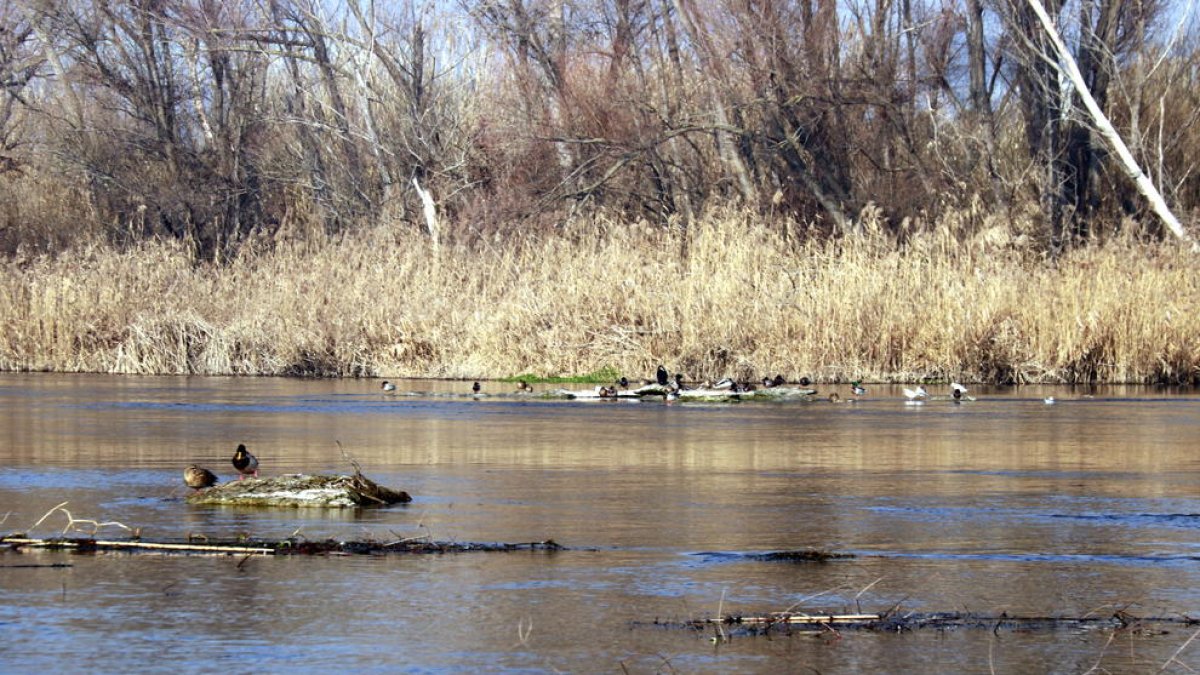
[1,374,1199,672]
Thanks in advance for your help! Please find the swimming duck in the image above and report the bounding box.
[673,372,686,391]
[656,365,669,386]
[380,381,396,392]
[231,444,259,480]
[798,376,811,386]
[828,393,840,403]
[472,381,481,394]
[617,376,629,389]
[772,374,786,387]
[713,378,735,390]
[851,381,867,396]
[516,380,533,393]
[184,465,218,490]
[1044,396,1056,405]
[903,385,928,400]
[951,383,968,401]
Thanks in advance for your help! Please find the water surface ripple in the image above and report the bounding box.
[1,374,1198,672]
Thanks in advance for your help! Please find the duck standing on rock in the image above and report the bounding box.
[472,381,482,394]
[656,365,669,386]
[231,444,259,480]
[184,465,218,490]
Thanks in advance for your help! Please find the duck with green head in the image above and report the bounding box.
[231,444,259,480]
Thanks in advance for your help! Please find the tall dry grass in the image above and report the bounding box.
[0,208,1196,383]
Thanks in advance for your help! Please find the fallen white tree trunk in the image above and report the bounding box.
[1025,0,1196,250]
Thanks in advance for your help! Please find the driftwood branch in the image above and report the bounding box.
[1,534,566,557]
[1024,0,1195,249]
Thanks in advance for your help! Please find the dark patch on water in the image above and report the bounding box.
[1047,512,1200,528]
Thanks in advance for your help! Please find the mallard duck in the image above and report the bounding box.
[798,376,811,386]
[380,381,396,392]
[673,372,686,391]
[851,381,867,396]
[828,393,840,403]
[713,377,735,390]
[231,444,259,480]
[516,380,532,393]
[772,374,786,387]
[656,365,669,386]
[184,465,218,490]
[903,385,928,400]
[472,381,481,394]
[617,376,629,389]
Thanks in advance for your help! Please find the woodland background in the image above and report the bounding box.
[0,0,1197,382]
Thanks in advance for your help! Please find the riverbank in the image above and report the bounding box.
[0,211,1195,384]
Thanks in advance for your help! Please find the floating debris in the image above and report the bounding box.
[752,549,856,562]
[641,610,1200,637]
[1,535,566,557]
[185,473,411,508]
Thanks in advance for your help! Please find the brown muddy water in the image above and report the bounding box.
[1,374,1199,673]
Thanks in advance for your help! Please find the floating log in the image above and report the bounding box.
[185,473,411,508]
[752,549,856,562]
[1,535,566,557]
[643,610,1200,636]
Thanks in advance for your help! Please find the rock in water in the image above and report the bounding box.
[186,473,412,508]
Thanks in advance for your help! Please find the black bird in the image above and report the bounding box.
[472,381,481,394]
[184,465,218,490]
[617,376,629,389]
[656,365,669,386]
[231,444,258,480]
[772,374,786,387]
[798,376,811,386]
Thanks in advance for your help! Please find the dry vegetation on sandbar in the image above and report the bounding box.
[0,209,1195,384]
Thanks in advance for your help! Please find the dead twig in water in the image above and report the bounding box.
[27,501,70,533]
[712,589,728,644]
[1158,626,1200,673]
[516,617,533,647]
[854,577,885,614]
[1083,630,1118,674]
[21,502,137,538]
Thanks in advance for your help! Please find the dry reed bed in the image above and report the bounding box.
[0,212,1196,383]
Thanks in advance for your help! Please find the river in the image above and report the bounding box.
[1,374,1198,672]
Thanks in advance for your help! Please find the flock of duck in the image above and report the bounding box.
[183,443,259,491]
[180,375,1054,493]
[380,367,1003,405]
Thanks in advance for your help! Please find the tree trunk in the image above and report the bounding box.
[1024,0,1194,248]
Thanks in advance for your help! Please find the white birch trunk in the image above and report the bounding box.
[412,177,440,253]
[1025,0,1195,249]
